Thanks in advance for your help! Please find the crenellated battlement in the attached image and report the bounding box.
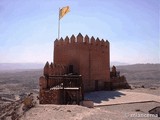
[54,33,109,47]
[43,61,67,76]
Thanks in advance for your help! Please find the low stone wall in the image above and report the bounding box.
[39,89,63,104]
[111,76,131,90]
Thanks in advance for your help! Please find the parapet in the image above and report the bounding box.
[54,33,109,47]
[43,61,67,76]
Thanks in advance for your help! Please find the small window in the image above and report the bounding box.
[69,65,73,73]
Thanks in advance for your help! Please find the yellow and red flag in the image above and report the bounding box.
[59,6,70,19]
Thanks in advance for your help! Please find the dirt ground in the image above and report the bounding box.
[19,88,160,120]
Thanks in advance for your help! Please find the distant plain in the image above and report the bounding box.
[0,63,159,98]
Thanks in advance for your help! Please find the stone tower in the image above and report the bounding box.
[54,33,110,91]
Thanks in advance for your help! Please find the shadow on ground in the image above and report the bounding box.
[84,91,126,103]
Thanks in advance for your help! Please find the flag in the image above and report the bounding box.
[59,6,70,19]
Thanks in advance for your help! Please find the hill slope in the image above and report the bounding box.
[116,64,160,88]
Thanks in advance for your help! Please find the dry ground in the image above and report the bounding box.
[20,88,160,120]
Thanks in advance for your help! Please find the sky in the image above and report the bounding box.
[0,0,159,64]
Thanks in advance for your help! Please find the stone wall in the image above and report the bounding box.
[39,75,83,104]
[111,76,131,90]
[39,76,63,104]
[39,89,63,104]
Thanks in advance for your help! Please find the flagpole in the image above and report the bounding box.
[58,8,60,40]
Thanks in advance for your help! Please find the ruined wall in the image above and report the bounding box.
[39,76,63,104]
[54,33,110,91]
[111,76,130,90]
[39,89,63,104]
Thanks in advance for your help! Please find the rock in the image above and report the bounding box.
[80,100,94,108]
[149,106,160,117]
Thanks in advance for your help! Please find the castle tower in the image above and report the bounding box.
[54,33,110,91]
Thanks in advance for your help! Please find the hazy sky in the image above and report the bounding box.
[0,0,159,64]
